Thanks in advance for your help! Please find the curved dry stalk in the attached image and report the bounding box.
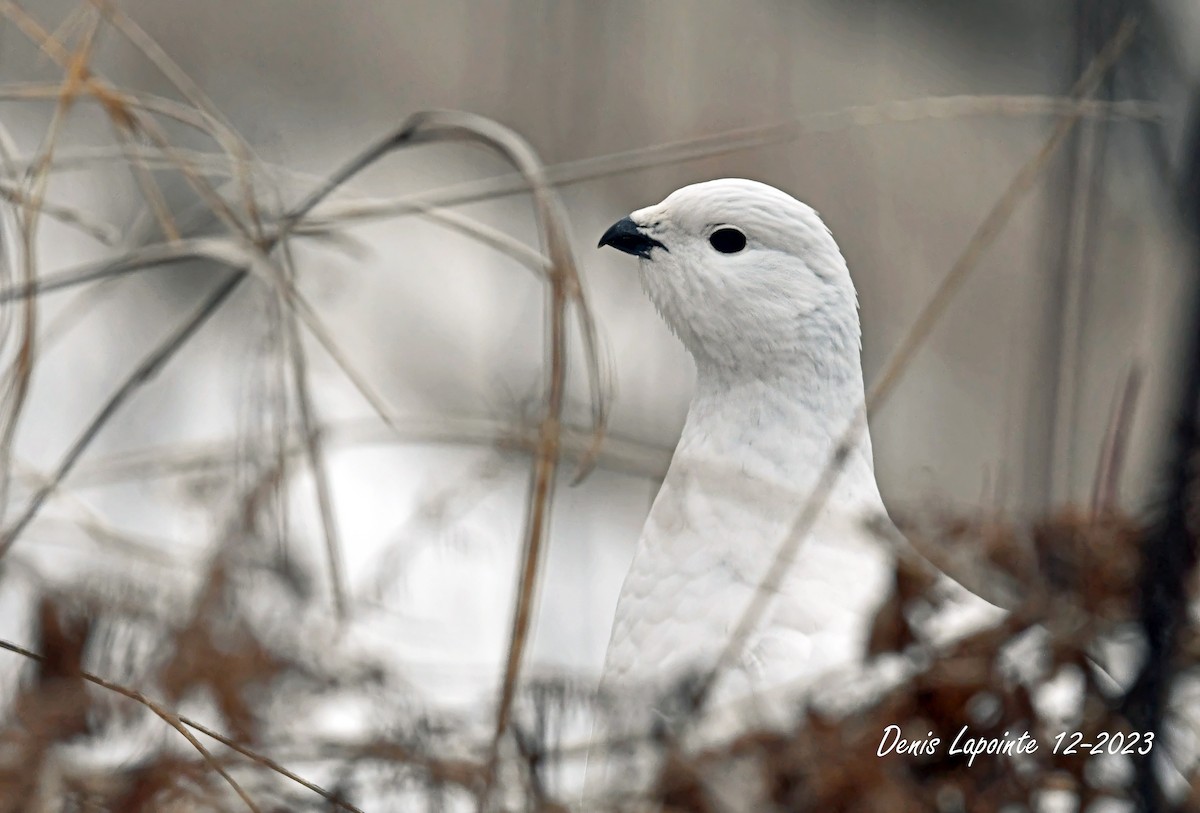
[691,18,1140,712]
[278,113,609,452]
[0,638,364,813]
[295,110,608,779]
[378,113,598,772]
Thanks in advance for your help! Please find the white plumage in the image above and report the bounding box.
[596,177,893,723]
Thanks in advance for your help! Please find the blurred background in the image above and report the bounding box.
[0,1,1197,809]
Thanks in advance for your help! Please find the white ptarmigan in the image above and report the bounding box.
[595,178,894,729]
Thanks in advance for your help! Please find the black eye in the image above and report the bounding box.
[708,227,746,254]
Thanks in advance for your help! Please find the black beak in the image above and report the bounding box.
[597,216,666,258]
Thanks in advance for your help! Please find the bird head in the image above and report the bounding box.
[599,178,861,376]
